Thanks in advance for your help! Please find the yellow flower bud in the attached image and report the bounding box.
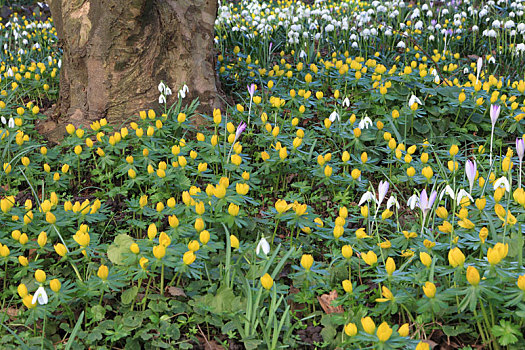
[377,322,393,342]
[361,317,376,335]
[35,269,46,283]
[344,322,357,337]
[260,273,273,290]
[97,265,109,281]
[50,279,61,293]
[466,266,480,286]
[423,281,436,298]
[300,254,314,271]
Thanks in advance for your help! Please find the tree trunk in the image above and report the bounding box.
[41,0,219,140]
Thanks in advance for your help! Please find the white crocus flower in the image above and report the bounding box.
[32,286,48,305]
[256,237,270,255]
[493,177,511,192]
[358,116,373,129]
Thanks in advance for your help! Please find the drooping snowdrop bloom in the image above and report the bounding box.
[358,191,375,206]
[387,196,399,210]
[476,57,482,84]
[32,286,48,305]
[517,138,524,187]
[342,97,350,107]
[456,189,473,206]
[440,185,456,201]
[409,95,422,107]
[178,84,189,99]
[256,237,270,255]
[494,177,511,193]
[329,110,340,122]
[358,116,373,129]
[407,194,419,210]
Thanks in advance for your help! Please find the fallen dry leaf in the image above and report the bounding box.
[317,290,343,314]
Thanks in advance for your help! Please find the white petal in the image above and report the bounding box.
[407,194,419,210]
[456,189,474,206]
[493,177,511,192]
[33,286,48,305]
[256,237,270,255]
[1,116,6,124]
[358,191,374,206]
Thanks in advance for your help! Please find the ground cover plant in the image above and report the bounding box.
[1,0,525,349]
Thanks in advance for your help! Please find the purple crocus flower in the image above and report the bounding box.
[490,104,500,127]
[465,159,476,193]
[235,122,247,140]
[377,181,389,207]
[419,189,437,217]
[516,138,524,162]
[247,84,256,97]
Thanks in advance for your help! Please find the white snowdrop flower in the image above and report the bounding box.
[492,19,501,28]
[396,41,406,48]
[342,97,350,107]
[387,196,400,210]
[494,177,511,192]
[442,9,449,15]
[256,237,270,255]
[358,116,373,129]
[158,95,166,104]
[505,20,515,29]
[408,95,422,106]
[329,110,340,122]
[352,41,358,48]
[1,116,6,125]
[358,191,375,206]
[32,286,48,305]
[439,185,456,201]
[58,59,62,68]
[407,194,419,210]
[315,33,321,40]
[325,24,334,32]
[299,50,307,58]
[456,189,474,206]
[158,82,166,94]
[472,25,479,32]
[8,118,14,128]
[488,56,496,64]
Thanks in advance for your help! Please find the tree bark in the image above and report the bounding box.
[42,0,219,140]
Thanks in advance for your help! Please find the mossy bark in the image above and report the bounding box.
[42,0,219,140]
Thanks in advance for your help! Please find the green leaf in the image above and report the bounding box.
[107,234,134,265]
[121,286,139,304]
[492,320,520,346]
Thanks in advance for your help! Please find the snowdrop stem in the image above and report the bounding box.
[271,218,280,245]
[41,305,47,350]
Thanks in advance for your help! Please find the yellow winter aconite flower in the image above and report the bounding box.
[183,251,196,265]
[341,245,353,259]
[487,243,508,265]
[517,275,525,291]
[399,323,409,337]
[275,199,291,214]
[260,273,273,290]
[300,254,314,271]
[50,279,61,293]
[416,342,430,350]
[362,250,378,266]
[448,247,465,267]
[342,279,353,293]
[344,322,357,337]
[385,257,396,275]
[376,322,393,342]
[230,235,239,249]
[423,281,436,298]
[420,252,432,267]
[466,266,480,286]
[98,265,109,281]
[361,316,376,335]
[375,286,395,303]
